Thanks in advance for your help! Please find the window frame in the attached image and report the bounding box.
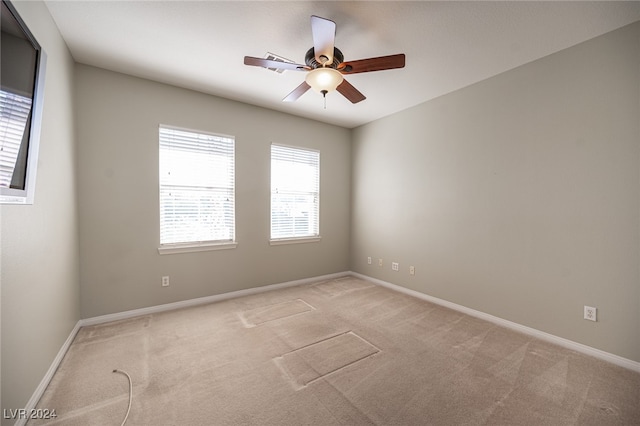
[0,0,47,205]
[157,124,237,255]
[269,143,321,246]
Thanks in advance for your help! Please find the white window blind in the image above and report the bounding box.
[159,126,235,246]
[271,144,319,240]
[0,90,32,188]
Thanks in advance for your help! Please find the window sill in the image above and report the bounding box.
[269,236,321,246]
[158,241,237,255]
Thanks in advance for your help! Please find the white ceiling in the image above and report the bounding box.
[45,1,640,129]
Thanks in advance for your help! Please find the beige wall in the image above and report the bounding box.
[75,65,351,318]
[351,22,640,362]
[0,1,80,421]
[2,4,638,417]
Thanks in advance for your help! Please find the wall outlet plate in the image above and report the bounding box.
[367,256,372,265]
[584,306,597,321]
[392,262,399,271]
[378,258,383,267]
[409,266,415,276]
[162,276,170,287]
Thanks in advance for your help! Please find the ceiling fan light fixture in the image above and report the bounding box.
[305,67,343,95]
[244,15,404,104]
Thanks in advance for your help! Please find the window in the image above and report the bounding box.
[1,0,47,205]
[159,126,235,253]
[0,90,31,188]
[271,144,320,243]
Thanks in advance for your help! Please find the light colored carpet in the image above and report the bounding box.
[30,276,640,425]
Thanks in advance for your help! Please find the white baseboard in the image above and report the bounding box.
[20,268,638,425]
[19,271,349,425]
[15,322,82,426]
[350,271,640,373]
[80,270,350,327]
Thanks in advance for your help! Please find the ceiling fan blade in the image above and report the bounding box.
[338,54,406,74]
[310,15,336,65]
[283,81,311,102]
[336,79,366,104]
[244,56,308,71]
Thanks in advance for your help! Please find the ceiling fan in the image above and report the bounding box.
[244,15,405,105]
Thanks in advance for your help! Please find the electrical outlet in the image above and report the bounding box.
[367,256,372,265]
[378,258,383,267]
[409,266,415,276]
[162,276,170,287]
[392,262,399,271]
[584,306,597,322]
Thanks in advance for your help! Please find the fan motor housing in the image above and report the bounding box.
[305,47,344,69]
